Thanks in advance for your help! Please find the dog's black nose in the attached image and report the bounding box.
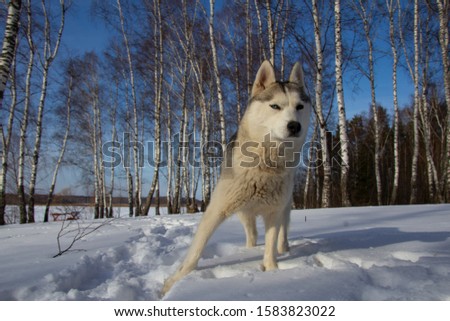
[287,121,301,136]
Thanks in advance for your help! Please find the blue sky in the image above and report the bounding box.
[62,0,110,55]
[345,58,414,118]
[54,0,415,196]
[62,0,414,119]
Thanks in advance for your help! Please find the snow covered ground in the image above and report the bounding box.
[0,204,449,300]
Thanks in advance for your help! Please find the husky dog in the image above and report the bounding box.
[162,60,311,295]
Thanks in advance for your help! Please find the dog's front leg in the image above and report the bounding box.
[238,210,257,248]
[261,211,282,271]
[277,201,291,254]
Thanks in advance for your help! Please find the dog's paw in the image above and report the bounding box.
[260,262,278,272]
[277,243,290,255]
[246,241,257,248]
[161,278,175,297]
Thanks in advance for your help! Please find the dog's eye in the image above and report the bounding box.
[296,104,304,111]
[270,104,281,110]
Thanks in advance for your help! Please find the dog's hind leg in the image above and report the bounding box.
[238,211,257,248]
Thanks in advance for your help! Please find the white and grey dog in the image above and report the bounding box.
[162,60,311,295]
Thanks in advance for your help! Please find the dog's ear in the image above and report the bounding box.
[289,62,305,88]
[251,60,276,98]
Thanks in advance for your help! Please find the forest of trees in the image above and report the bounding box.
[0,0,449,225]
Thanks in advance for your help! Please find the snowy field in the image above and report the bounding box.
[0,204,450,300]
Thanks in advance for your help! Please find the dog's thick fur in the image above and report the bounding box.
[162,60,311,295]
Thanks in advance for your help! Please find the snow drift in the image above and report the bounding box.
[0,204,449,300]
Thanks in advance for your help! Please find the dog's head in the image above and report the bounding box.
[243,60,311,145]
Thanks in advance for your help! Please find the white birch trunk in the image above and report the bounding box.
[172,58,189,214]
[229,35,241,123]
[387,0,400,205]
[0,42,18,225]
[0,0,21,108]
[181,81,190,213]
[143,0,163,216]
[209,0,226,148]
[246,0,252,95]
[187,102,198,213]
[117,0,141,216]
[357,0,382,205]
[280,1,289,79]
[166,90,173,213]
[410,0,420,204]
[171,0,190,214]
[123,78,134,217]
[265,0,275,67]
[334,0,351,207]
[43,76,72,222]
[422,8,443,203]
[312,0,332,208]
[108,89,117,218]
[181,3,212,209]
[420,90,442,202]
[92,98,100,219]
[18,0,34,224]
[304,120,318,208]
[154,0,163,216]
[191,58,211,210]
[201,89,211,211]
[28,0,66,223]
[254,0,266,60]
[27,66,50,224]
[96,87,106,218]
[436,0,450,201]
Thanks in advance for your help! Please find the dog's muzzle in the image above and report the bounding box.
[287,121,301,136]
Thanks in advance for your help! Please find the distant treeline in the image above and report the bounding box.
[3,194,191,207]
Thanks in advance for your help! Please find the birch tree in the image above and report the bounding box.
[28,0,66,223]
[386,0,400,204]
[70,53,106,219]
[193,59,212,210]
[303,119,318,208]
[254,0,267,60]
[172,58,189,214]
[245,0,252,95]
[194,3,211,210]
[420,72,441,202]
[410,0,420,204]
[43,74,72,223]
[165,89,173,213]
[419,7,442,202]
[223,20,242,124]
[279,0,289,79]
[18,0,35,224]
[142,0,163,216]
[107,80,118,218]
[334,0,351,206]
[265,0,276,66]
[311,0,332,207]
[124,95,134,217]
[209,0,226,148]
[90,66,107,219]
[117,0,141,216]
[352,0,382,205]
[435,0,450,201]
[0,31,19,225]
[0,0,22,108]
